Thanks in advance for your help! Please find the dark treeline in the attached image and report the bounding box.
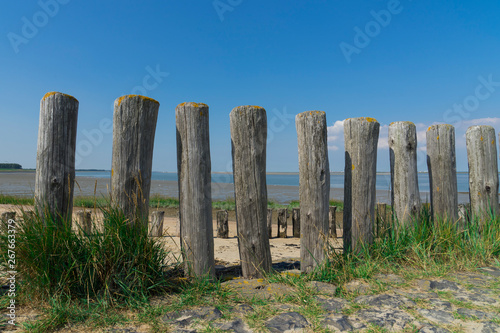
[0,163,22,169]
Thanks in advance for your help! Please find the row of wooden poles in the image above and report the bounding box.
[33,92,499,279]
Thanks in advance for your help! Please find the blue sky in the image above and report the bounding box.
[1,0,500,172]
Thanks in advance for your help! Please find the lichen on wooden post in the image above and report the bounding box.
[343,117,379,253]
[389,121,421,227]
[466,125,498,223]
[296,110,330,273]
[35,92,79,225]
[426,124,458,224]
[176,102,215,278]
[230,105,272,279]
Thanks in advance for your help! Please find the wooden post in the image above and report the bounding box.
[292,207,300,238]
[277,208,288,238]
[466,126,499,223]
[35,92,79,225]
[1,212,16,223]
[150,211,164,237]
[376,203,388,237]
[343,117,379,253]
[230,105,272,278]
[426,124,458,223]
[267,208,273,239]
[176,102,215,278]
[296,111,330,273]
[111,95,159,225]
[389,121,421,227]
[329,206,337,238]
[76,211,92,234]
[217,210,229,238]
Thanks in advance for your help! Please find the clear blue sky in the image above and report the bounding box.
[1,0,500,172]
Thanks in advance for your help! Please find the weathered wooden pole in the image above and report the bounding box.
[111,95,159,225]
[176,102,215,278]
[329,206,337,238]
[267,208,273,239]
[76,211,92,234]
[296,111,330,273]
[230,105,272,278]
[376,203,389,237]
[466,126,499,223]
[150,210,164,237]
[426,124,458,223]
[35,92,79,225]
[292,208,300,238]
[389,121,421,227]
[217,210,229,238]
[277,208,288,238]
[343,117,379,253]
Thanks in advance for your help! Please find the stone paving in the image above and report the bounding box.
[159,266,500,332]
[1,266,499,332]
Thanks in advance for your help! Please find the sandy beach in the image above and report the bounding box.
[0,203,343,267]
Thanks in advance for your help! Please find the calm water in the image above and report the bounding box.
[75,171,472,193]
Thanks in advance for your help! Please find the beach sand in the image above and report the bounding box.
[0,204,344,267]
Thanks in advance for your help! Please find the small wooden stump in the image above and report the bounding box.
[466,126,499,224]
[217,210,229,238]
[111,95,159,225]
[1,212,16,223]
[296,110,330,273]
[76,211,92,234]
[426,124,458,224]
[376,203,389,237]
[267,208,273,239]
[343,117,380,253]
[292,208,300,238]
[389,121,421,227]
[230,105,271,278]
[329,206,337,238]
[278,208,288,238]
[176,102,215,278]
[150,211,164,237]
[35,92,79,225]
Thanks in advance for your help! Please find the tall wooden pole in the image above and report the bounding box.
[111,95,159,225]
[389,121,421,227]
[343,117,379,253]
[296,111,330,273]
[176,102,215,278]
[35,92,79,225]
[230,105,271,279]
[466,126,498,223]
[426,124,458,223]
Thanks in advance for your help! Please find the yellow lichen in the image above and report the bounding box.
[352,164,355,170]
[437,186,440,192]
[117,94,159,107]
[480,136,484,141]
[111,169,114,177]
[364,117,377,123]
[492,140,495,145]
[42,91,77,101]
[437,136,439,140]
